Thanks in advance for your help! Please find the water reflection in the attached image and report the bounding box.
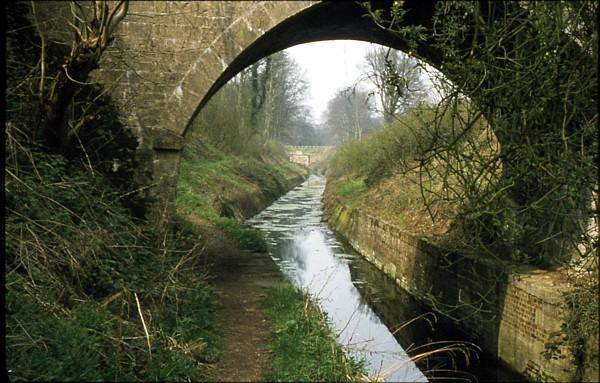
[247,174,427,382]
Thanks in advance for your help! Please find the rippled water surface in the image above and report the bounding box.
[247,174,427,382]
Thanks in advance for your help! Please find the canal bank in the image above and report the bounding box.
[177,138,308,224]
[322,182,583,382]
[246,174,535,381]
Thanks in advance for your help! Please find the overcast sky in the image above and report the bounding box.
[286,40,376,124]
[286,40,440,124]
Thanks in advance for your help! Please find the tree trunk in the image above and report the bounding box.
[42,51,98,152]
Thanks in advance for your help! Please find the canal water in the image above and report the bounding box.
[246,174,518,382]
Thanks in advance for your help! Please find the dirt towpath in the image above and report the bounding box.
[189,216,283,381]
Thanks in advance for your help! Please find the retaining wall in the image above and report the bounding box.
[323,193,584,382]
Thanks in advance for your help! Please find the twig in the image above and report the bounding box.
[134,292,152,359]
[63,64,97,86]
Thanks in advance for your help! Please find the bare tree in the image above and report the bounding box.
[363,47,426,124]
[191,51,314,152]
[323,88,379,144]
[260,52,308,142]
[38,0,129,151]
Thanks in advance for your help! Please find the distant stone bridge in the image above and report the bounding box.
[285,146,334,168]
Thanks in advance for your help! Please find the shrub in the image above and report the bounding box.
[5,140,221,381]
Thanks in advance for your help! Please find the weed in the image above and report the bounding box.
[5,137,222,381]
[337,178,366,204]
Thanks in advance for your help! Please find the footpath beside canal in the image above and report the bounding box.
[191,216,283,381]
[186,209,366,381]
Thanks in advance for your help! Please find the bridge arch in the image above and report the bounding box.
[31,1,595,251]
[175,0,441,138]
[28,0,498,208]
[99,0,446,220]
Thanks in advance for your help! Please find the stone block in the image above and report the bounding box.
[152,128,184,151]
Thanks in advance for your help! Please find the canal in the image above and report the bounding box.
[246,173,519,382]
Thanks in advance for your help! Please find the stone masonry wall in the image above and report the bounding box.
[28,0,438,221]
[323,192,578,382]
[30,1,316,222]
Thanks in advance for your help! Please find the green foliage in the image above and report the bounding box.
[177,137,247,221]
[337,179,365,198]
[6,278,117,381]
[336,178,366,208]
[5,140,222,381]
[542,282,599,380]
[263,282,366,382]
[563,288,600,364]
[363,1,598,267]
[6,271,218,381]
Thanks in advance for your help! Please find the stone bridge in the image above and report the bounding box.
[34,0,449,223]
[285,146,334,168]
[29,2,595,381]
[32,1,592,230]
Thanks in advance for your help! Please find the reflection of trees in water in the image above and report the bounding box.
[347,255,521,381]
[356,297,374,318]
[348,259,434,347]
[279,236,307,272]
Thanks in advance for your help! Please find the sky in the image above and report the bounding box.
[286,40,377,124]
[286,40,440,124]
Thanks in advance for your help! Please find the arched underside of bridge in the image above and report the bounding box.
[79,0,444,219]
[178,0,441,138]
[33,1,589,229]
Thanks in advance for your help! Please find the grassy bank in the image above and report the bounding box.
[326,106,464,236]
[5,5,229,377]
[5,146,222,381]
[263,281,367,382]
[176,137,306,252]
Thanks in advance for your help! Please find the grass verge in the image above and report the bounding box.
[262,281,367,382]
[177,138,304,252]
